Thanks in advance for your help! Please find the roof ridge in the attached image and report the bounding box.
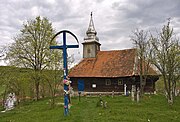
[98,48,136,52]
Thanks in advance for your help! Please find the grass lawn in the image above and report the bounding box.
[0,95,180,122]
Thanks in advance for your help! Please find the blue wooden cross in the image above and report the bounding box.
[50,30,79,116]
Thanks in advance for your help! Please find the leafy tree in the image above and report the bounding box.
[43,50,64,107]
[131,29,152,96]
[150,20,180,104]
[5,16,62,100]
[0,46,7,61]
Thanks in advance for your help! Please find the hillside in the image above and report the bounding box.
[0,66,63,101]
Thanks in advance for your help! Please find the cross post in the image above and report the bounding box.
[50,30,79,116]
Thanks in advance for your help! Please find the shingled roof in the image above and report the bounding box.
[69,48,157,78]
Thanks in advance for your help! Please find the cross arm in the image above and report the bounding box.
[50,46,63,49]
[50,45,79,49]
[66,45,79,48]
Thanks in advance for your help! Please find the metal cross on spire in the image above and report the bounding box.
[50,30,79,116]
[87,12,96,35]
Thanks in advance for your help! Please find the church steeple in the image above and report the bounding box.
[84,12,99,42]
[82,12,101,58]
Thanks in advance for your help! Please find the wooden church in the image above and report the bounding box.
[69,13,159,94]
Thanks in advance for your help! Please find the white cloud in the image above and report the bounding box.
[46,0,56,4]
[31,6,40,17]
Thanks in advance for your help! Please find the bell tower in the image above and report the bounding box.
[82,12,101,58]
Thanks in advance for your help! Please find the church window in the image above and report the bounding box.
[105,79,111,85]
[92,84,96,88]
[118,79,123,85]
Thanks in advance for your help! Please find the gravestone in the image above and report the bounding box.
[1,93,16,112]
[124,84,127,96]
[137,87,140,102]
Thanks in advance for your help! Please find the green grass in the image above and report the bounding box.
[0,95,180,122]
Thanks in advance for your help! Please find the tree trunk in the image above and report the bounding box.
[131,85,136,101]
[35,81,40,100]
[140,75,143,96]
[168,90,173,105]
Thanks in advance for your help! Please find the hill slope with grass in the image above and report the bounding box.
[0,66,63,102]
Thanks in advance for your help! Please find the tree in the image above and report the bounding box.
[0,46,7,60]
[5,16,61,100]
[131,29,152,96]
[150,20,180,104]
[43,50,63,107]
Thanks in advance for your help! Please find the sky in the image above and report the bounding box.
[0,0,180,65]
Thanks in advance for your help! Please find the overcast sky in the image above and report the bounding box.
[0,0,180,65]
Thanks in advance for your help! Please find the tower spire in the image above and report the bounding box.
[85,12,99,42]
[82,12,101,58]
